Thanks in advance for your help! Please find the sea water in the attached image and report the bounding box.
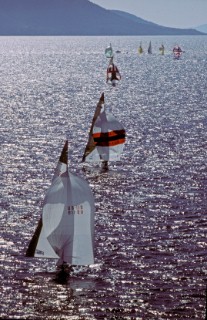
[0,35,207,319]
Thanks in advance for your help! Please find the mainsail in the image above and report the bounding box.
[26,141,95,266]
[148,41,152,54]
[82,93,126,163]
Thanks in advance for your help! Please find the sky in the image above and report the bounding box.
[90,0,207,29]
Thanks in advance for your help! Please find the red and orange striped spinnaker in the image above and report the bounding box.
[92,129,125,147]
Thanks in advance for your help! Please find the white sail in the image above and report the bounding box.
[82,93,126,163]
[26,141,95,266]
[105,43,113,58]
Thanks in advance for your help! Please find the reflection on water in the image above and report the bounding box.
[0,36,207,319]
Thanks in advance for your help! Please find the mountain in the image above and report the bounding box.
[195,24,207,34]
[112,10,205,35]
[0,0,204,36]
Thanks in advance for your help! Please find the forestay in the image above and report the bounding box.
[26,141,95,266]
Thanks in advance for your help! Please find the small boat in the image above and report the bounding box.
[82,93,126,170]
[148,41,152,54]
[105,43,113,59]
[173,45,183,59]
[159,44,165,55]
[26,140,95,283]
[138,42,143,55]
[106,57,121,87]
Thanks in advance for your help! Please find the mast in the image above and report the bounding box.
[82,93,104,162]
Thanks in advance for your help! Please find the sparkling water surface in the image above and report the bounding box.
[1,36,207,319]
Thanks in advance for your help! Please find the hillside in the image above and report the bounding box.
[0,0,204,36]
[195,24,207,34]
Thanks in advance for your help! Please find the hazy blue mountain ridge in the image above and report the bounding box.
[112,10,162,26]
[0,0,204,35]
[195,24,207,33]
[112,10,206,35]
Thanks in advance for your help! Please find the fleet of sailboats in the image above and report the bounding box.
[26,39,185,282]
[137,42,185,58]
[26,44,126,281]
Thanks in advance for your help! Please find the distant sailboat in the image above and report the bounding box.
[173,45,183,59]
[26,140,95,282]
[138,42,143,54]
[159,44,165,55]
[106,57,121,87]
[148,41,152,54]
[82,93,126,170]
[105,43,113,59]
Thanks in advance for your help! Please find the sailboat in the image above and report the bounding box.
[148,41,152,54]
[159,44,165,55]
[106,57,121,87]
[173,45,183,59]
[82,93,126,170]
[26,140,95,282]
[138,42,143,55]
[105,43,113,59]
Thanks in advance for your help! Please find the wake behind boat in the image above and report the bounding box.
[82,93,126,171]
[26,140,95,283]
